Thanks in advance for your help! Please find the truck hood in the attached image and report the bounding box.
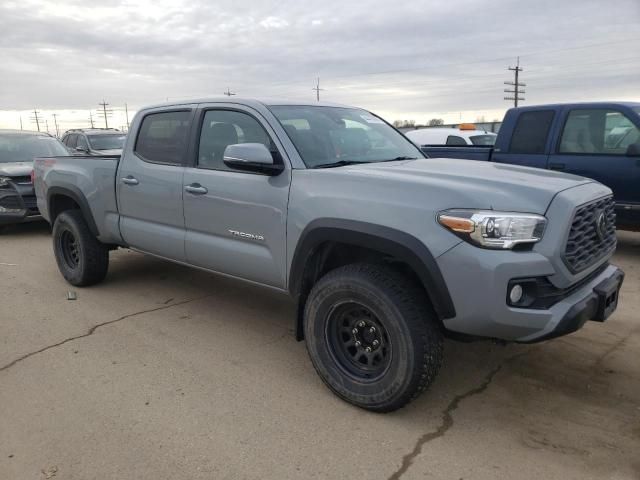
[332,157,595,214]
[0,162,33,177]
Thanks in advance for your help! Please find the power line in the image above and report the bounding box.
[52,113,60,137]
[504,57,525,107]
[29,109,41,132]
[312,77,324,102]
[98,99,113,128]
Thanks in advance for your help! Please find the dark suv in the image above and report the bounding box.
[61,128,126,156]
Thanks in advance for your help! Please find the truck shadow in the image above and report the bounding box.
[0,221,50,238]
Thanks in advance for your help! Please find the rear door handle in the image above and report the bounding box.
[549,162,565,171]
[185,184,208,195]
[121,176,139,185]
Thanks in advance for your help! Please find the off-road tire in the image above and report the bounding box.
[52,210,109,286]
[304,263,443,412]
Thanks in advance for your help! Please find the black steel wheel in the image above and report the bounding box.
[326,302,392,381]
[304,263,443,413]
[52,210,109,286]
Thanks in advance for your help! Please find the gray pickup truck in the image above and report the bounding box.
[35,98,624,412]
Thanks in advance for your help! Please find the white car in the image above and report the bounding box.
[405,125,497,147]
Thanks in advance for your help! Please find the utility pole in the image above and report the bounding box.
[52,113,60,137]
[45,119,50,133]
[30,109,41,132]
[124,103,130,130]
[98,99,112,128]
[89,112,95,128]
[312,77,324,102]
[504,57,525,107]
[19,116,23,130]
[223,87,236,97]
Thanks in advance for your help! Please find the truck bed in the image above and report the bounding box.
[34,154,123,244]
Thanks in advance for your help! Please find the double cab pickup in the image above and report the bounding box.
[35,98,624,412]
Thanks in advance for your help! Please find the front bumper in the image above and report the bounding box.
[0,182,39,226]
[436,240,624,343]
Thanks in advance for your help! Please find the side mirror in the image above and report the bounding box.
[626,143,640,157]
[223,143,284,175]
[75,146,88,153]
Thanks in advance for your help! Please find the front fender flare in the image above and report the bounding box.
[288,219,456,322]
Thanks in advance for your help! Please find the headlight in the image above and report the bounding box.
[437,209,547,249]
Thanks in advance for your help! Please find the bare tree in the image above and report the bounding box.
[427,118,444,126]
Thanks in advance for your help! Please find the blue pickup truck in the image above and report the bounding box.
[419,103,640,229]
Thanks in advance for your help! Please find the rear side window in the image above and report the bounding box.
[135,111,191,165]
[446,135,467,146]
[508,110,555,154]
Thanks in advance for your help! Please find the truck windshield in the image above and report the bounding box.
[469,134,497,146]
[0,134,69,163]
[88,134,126,150]
[269,106,423,168]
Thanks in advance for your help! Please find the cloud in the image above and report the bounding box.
[0,0,638,130]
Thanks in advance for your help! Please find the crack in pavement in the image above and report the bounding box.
[387,350,531,480]
[0,295,210,373]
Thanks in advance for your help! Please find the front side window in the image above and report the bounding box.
[446,135,467,146]
[135,111,191,164]
[66,134,78,149]
[197,109,277,171]
[509,110,555,154]
[88,134,126,150]
[559,109,640,155]
[76,135,89,150]
[269,106,423,168]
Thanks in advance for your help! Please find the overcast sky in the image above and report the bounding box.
[0,0,638,132]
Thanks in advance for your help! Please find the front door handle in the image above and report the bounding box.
[185,184,208,195]
[549,162,565,171]
[121,176,139,185]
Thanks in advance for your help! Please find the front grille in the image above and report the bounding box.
[10,176,32,185]
[563,196,616,273]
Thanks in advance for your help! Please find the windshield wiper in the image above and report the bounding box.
[312,160,371,169]
[384,156,418,161]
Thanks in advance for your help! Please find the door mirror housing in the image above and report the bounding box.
[625,143,640,157]
[75,145,88,153]
[223,143,284,175]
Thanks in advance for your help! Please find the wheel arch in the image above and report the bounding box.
[47,186,100,237]
[288,219,456,340]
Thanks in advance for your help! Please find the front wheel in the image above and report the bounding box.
[52,210,109,286]
[304,263,443,412]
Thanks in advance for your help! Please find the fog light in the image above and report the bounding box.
[509,284,524,304]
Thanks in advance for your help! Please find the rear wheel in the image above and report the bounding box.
[304,263,443,412]
[52,210,109,286]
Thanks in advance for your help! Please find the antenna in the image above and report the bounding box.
[223,87,236,97]
[504,57,526,107]
[312,77,324,102]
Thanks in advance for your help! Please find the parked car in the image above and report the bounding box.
[405,125,497,147]
[419,102,640,229]
[0,129,69,231]
[35,98,624,412]
[61,128,126,156]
